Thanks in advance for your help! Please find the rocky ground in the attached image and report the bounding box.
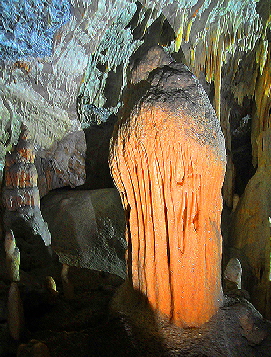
[0,245,271,357]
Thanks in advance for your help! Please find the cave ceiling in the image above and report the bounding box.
[0,0,270,182]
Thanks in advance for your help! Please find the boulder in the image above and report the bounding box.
[41,188,127,279]
[110,62,226,327]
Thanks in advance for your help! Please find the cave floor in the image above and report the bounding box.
[1,260,271,357]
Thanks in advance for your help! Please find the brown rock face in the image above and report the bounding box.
[110,63,226,327]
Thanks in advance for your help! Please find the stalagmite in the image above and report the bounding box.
[110,63,226,327]
[224,258,242,290]
[7,282,24,341]
[3,124,40,210]
[2,123,51,260]
[44,276,57,294]
[5,230,20,282]
[232,194,240,212]
[61,263,74,300]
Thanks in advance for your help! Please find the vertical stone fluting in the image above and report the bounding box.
[110,63,226,327]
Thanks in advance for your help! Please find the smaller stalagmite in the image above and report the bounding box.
[5,230,20,282]
[7,282,24,341]
[3,124,39,210]
[110,62,226,327]
[2,124,51,271]
[224,258,242,291]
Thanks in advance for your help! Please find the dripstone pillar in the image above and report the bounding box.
[110,63,226,327]
[2,124,51,271]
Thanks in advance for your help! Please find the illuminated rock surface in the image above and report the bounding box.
[110,63,226,327]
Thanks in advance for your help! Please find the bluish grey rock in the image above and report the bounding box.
[41,188,127,279]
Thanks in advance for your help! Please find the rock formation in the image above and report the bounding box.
[35,131,87,198]
[129,45,173,85]
[17,340,51,357]
[3,124,39,210]
[2,124,51,271]
[110,63,226,327]
[224,258,242,293]
[7,282,24,341]
[41,188,127,279]
[231,128,271,318]
[4,230,20,282]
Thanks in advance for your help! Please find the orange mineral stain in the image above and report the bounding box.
[110,63,226,327]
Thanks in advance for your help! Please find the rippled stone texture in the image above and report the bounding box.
[2,125,51,271]
[110,63,226,327]
[3,125,39,210]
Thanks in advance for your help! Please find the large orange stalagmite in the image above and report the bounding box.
[110,63,226,327]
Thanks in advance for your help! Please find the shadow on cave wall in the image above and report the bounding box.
[79,115,117,190]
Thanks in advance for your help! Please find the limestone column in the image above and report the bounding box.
[110,63,226,327]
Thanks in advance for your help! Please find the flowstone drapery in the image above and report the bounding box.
[110,63,226,327]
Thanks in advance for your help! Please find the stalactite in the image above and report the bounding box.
[252,42,271,166]
[173,1,266,124]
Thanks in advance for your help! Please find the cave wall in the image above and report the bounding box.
[0,0,270,318]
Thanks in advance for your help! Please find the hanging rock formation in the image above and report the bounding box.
[2,124,51,271]
[110,62,226,327]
